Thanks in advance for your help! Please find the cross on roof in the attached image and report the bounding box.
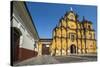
[70,7,73,11]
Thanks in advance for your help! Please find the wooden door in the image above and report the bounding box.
[11,27,21,65]
[42,44,50,55]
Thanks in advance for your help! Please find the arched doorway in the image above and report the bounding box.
[70,44,76,54]
[11,27,22,65]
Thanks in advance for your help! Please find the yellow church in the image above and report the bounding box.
[50,8,97,56]
[37,8,97,56]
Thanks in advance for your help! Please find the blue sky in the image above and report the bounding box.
[26,2,97,39]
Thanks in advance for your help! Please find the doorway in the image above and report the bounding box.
[42,44,50,55]
[70,44,76,54]
[11,27,22,65]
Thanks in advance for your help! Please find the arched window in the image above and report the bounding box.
[71,34,74,42]
[88,25,91,29]
[70,33,75,42]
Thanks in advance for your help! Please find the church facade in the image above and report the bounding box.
[50,9,97,56]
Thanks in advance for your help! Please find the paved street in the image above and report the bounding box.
[14,54,97,66]
[54,55,97,63]
[14,55,59,66]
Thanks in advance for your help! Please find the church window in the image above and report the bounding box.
[70,34,75,42]
[89,33,92,39]
[88,25,91,29]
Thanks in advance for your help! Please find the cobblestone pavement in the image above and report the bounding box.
[14,54,97,66]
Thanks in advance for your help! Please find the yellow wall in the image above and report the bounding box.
[50,11,97,56]
[37,11,97,56]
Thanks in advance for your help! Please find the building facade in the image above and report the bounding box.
[11,1,39,65]
[37,39,52,56]
[50,9,97,56]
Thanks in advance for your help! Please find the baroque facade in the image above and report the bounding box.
[50,9,97,56]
